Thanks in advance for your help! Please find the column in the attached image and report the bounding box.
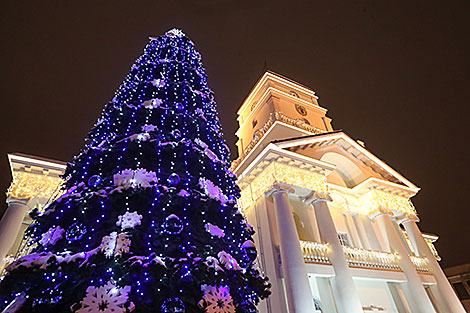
[0,198,31,272]
[373,209,436,313]
[352,214,372,250]
[310,192,363,313]
[268,184,316,313]
[305,205,321,243]
[344,213,362,248]
[401,214,466,313]
[361,215,382,251]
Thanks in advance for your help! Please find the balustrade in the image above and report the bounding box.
[300,240,429,274]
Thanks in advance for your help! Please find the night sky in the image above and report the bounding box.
[0,1,468,268]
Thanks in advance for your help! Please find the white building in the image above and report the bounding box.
[232,71,465,313]
[0,71,465,313]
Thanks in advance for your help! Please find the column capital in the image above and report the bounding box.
[265,182,295,198]
[304,190,332,205]
[397,213,420,224]
[368,206,394,219]
[5,196,35,209]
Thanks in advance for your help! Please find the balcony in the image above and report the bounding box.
[300,240,430,274]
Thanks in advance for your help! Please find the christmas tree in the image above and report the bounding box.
[0,28,270,313]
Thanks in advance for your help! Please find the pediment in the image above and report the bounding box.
[273,131,418,191]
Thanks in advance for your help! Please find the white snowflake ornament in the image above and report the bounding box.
[39,226,65,246]
[166,28,185,37]
[116,211,143,230]
[141,124,158,132]
[205,223,225,238]
[133,168,158,187]
[77,280,132,313]
[100,232,131,258]
[199,178,228,204]
[113,168,157,189]
[113,169,134,188]
[200,285,235,313]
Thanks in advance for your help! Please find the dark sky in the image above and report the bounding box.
[0,1,468,268]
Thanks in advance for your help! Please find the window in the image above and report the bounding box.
[252,119,258,128]
[338,232,351,247]
[453,282,470,300]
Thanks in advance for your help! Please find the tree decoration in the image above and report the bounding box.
[171,129,182,139]
[161,297,185,313]
[0,29,270,312]
[87,175,103,188]
[100,232,131,258]
[218,251,242,271]
[113,168,158,189]
[128,132,150,142]
[199,178,228,204]
[167,173,181,186]
[199,285,235,313]
[142,98,163,109]
[177,189,190,198]
[77,280,132,313]
[65,222,87,241]
[116,211,143,230]
[204,256,222,271]
[39,226,65,246]
[241,240,258,264]
[205,223,225,238]
[141,124,158,132]
[175,103,184,112]
[163,214,183,235]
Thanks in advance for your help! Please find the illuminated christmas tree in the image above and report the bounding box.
[0,28,270,313]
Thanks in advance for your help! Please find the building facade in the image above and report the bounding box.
[231,71,465,313]
[0,71,466,313]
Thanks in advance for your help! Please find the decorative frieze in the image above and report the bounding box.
[329,189,416,216]
[7,171,63,201]
[237,162,328,212]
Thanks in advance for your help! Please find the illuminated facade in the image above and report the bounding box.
[0,71,465,313]
[0,153,66,273]
[232,71,465,313]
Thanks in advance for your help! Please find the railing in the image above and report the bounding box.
[409,255,429,273]
[342,246,401,271]
[300,240,430,274]
[301,241,330,264]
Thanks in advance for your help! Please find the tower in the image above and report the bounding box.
[231,71,465,313]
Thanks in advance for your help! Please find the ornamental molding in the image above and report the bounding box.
[397,213,421,224]
[6,153,66,201]
[237,144,334,212]
[235,143,418,217]
[275,132,419,191]
[237,71,319,118]
[368,207,394,219]
[236,86,326,135]
[264,182,296,198]
[231,111,325,172]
